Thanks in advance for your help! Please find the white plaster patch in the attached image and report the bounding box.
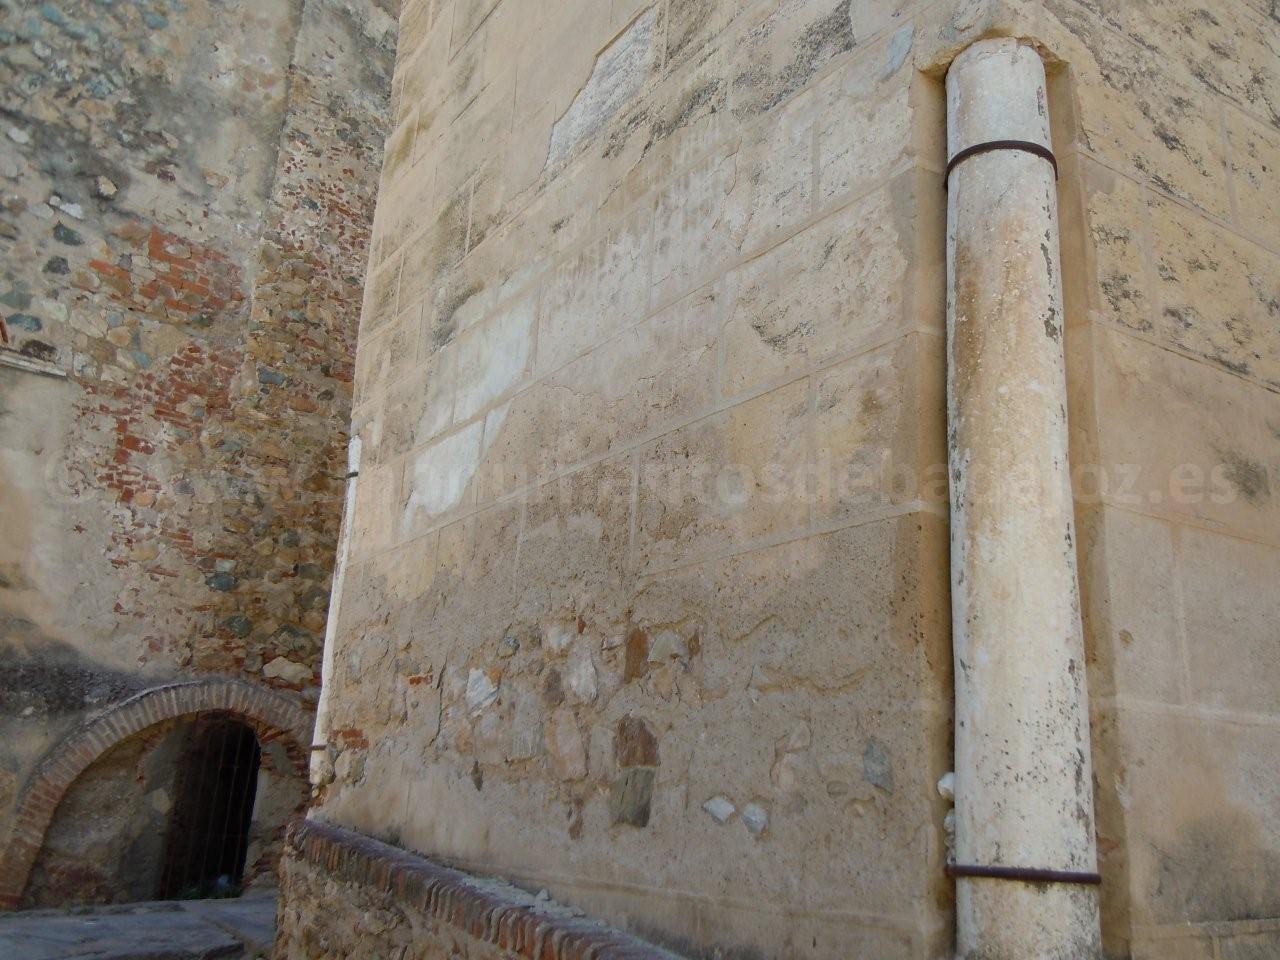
[546,8,657,168]
[402,419,483,526]
[454,297,535,422]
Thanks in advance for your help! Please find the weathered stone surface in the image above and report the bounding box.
[635,378,811,572]
[1086,327,1280,543]
[293,1,1280,958]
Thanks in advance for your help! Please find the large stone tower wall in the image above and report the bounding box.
[316,0,952,955]
[292,0,1280,957]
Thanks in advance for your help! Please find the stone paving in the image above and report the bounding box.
[0,892,275,959]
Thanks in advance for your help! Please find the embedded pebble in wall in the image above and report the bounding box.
[741,803,769,837]
[863,738,894,794]
[566,647,597,704]
[703,796,736,824]
[263,657,312,686]
[543,621,576,655]
[646,630,688,664]
[465,669,499,714]
[546,708,587,781]
[937,771,955,802]
[47,196,84,220]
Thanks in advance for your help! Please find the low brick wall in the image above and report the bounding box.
[276,819,683,960]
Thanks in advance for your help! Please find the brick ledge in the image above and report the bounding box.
[287,818,685,960]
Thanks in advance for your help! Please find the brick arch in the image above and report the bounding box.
[0,678,311,909]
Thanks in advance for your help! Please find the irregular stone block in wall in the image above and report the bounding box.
[1180,527,1280,715]
[401,420,484,536]
[1118,709,1280,926]
[453,294,535,423]
[1225,104,1280,252]
[721,175,914,398]
[1088,327,1279,543]
[536,207,651,376]
[1078,507,1187,705]
[1148,196,1280,391]
[813,333,945,524]
[728,0,855,120]
[481,284,720,501]
[635,378,811,572]
[1052,1,1233,219]
[546,7,659,169]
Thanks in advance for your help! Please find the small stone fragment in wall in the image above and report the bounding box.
[741,803,769,837]
[498,635,519,658]
[937,771,955,802]
[862,739,894,794]
[610,768,656,828]
[647,630,689,664]
[509,689,543,761]
[543,621,575,655]
[542,667,564,706]
[7,126,30,144]
[93,175,118,199]
[263,656,312,685]
[566,647,598,703]
[703,795,736,824]
[48,194,84,219]
[52,222,83,245]
[465,669,499,714]
[546,708,587,781]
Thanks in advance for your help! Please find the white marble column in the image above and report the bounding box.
[946,38,1102,959]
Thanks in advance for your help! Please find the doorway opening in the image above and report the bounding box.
[158,716,262,899]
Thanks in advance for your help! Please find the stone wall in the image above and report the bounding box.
[1047,0,1280,956]
[314,0,954,956]
[286,0,1276,958]
[0,0,397,905]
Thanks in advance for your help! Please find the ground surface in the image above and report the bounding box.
[0,892,275,959]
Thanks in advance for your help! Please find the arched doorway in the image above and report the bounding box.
[0,679,311,910]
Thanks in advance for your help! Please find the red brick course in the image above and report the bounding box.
[284,819,685,960]
[0,678,311,910]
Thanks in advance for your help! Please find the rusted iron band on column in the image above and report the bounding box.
[946,862,1102,885]
[944,139,1059,189]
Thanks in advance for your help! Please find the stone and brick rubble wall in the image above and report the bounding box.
[0,0,397,905]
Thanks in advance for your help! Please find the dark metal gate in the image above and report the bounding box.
[158,715,262,899]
